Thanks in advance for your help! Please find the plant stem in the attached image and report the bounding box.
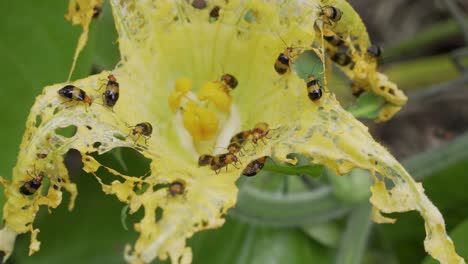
[335,202,372,264]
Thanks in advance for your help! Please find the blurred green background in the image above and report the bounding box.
[0,0,468,263]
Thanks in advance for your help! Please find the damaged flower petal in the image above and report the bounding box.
[315,0,407,122]
[0,0,464,264]
[65,0,103,80]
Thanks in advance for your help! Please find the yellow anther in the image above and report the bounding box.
[175,77,193,92]
[182,101,219,140]
[168,77,193,112]
[197,81,232,113]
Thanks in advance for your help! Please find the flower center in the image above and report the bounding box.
[169,77,241,158]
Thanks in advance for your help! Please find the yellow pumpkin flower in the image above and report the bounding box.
[0,0,464,263]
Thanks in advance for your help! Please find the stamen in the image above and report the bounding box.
[170,77,238,156]
[197,81,233,113]
[182,101,219,141]
[169,77,192,112]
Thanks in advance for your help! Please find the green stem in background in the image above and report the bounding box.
[302,221,342,248]
[335,202,372,264]
[231,183,350,227]
[384,53,463,92]
[403,131,468,181]
[408,73,468,103]
[282,176,290,195]
[383,17,466,61]
[442,0,468,43]
[325,168,371,204]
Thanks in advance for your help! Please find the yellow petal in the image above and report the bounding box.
[0,226,16,260]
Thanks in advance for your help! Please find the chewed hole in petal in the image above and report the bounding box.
[55,125,77,138]
[155,207,163,223]
[91,167,120,185]
[152,183,167,193]
[244,9,257,23]
[90,147,151,177]
[191,0,207,10]
[37,176,51,196]
[63,149,84,179]
[34,115,42,128]
[113,133,126,141]
[131,182,149,195]
[293,50,325,83]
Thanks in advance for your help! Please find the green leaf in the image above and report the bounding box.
[345,92,385,119]
[190,217,332,264]
[293,50,324,82]
[0,0,95,221]
[89,1,120,70]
